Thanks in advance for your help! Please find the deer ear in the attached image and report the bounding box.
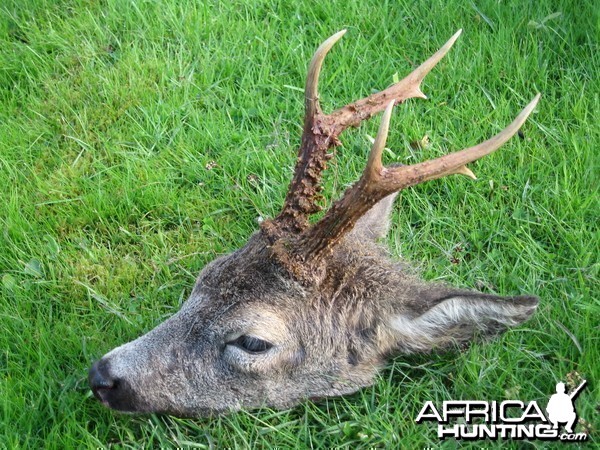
[388,286,538,352]
[348,193,398,240]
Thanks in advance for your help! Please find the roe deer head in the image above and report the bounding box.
[89,30,540,417]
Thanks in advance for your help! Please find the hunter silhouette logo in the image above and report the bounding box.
[416,379,588,442]
[546,380,586,434]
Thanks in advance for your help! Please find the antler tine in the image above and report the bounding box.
[364,100,395,181]
[403,29,463,100]
[327,29,463,133]
[305,29,347,119]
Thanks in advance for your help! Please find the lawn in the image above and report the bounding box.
[0,0,597,448]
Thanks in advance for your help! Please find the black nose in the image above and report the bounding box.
[88,359,139,411]
[89,359,115,401]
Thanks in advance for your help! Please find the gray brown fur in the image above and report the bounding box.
[89,199,537,416]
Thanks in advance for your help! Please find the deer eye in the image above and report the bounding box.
[229,335,273,354]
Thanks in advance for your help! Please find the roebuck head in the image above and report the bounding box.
[89,30,540,417]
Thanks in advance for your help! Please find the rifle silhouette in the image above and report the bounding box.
[569,380,587,400]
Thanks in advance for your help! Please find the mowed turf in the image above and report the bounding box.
[0,0,597,448]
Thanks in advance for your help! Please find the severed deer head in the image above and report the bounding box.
[89,30,540,417]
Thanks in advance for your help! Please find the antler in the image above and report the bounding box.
[261,30,540,281]
[296,94,540,259]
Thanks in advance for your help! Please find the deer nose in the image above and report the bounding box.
[89,359,116,400]
[88,358,140,411]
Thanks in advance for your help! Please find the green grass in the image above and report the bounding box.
[0,0,597,448]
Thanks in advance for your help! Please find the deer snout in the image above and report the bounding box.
[89,358,139,412]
